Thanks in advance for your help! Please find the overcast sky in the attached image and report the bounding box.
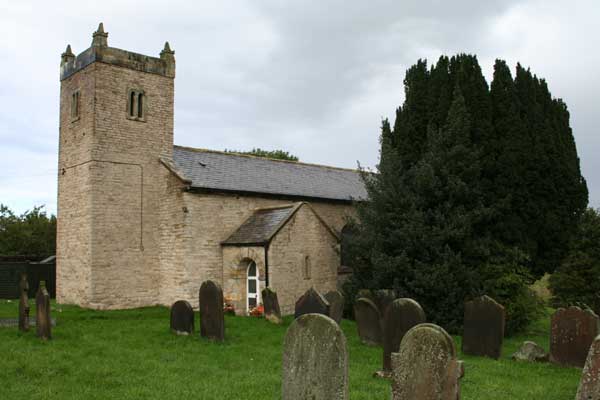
[0,0,598,215]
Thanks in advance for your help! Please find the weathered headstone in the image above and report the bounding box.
[373,289,396,317]
[511,341,549,362]
[262,287,282,324]
[18,272,30,332]
[35,281,51,340]
[170,300,194,335]
[382,298,426,372]
[550,306,600,368]
[577,335,600,400]
[294,287,330,319]
[391,323,463,400]
[354,297,382,346]
[199,280,225,341]
[324,290,344,324]
[357,289,375,304]
[462,295,505,359]
[282,313,348,400]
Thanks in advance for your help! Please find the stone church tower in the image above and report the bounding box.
[57,24,176,308]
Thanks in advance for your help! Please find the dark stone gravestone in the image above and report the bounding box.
[294,287,330,320]
[577,335,600,400]
[35,282,51,340]
[356,289,375,304]
[324,290,344,324]
[282,313,349,400]
[18,272,30,332]
[382,298,426,372]
[550,306,600,368]
[170,300,194,335]
[199,280,225,341]
[391,323,463,400]
[373,289,396,317]
[354,297,382,346]
[462,295,505,359]
[262,287,282,324]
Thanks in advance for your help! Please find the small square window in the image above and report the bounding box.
[127,89,146,121]
[71,90,80,122]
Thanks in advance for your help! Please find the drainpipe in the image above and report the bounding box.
[264,244,270,288]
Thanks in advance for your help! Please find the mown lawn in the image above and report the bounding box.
[0,300,581,399]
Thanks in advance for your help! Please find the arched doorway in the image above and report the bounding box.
[246,261,261,313]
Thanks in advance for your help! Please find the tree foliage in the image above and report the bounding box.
[549,208,600,314]
[224,148,299,162]
[0,204,56,258]
[346,54,584,334]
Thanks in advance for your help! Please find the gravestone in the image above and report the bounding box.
[550,306,600,368]
[294,287,330,319]
[35,282,51,340]
[282,313,348,400]
[199,280,225,341]
[577,335,600,400]
[462,295,505,359]
[324,290,344,324]
[354,298,382,346]
[262,287,282,324]
[382,298,426,372]
[357,289,375,304]
[511,341,548,362]
[18,272,30,332]
[373,289,396,317]
[391,323,463,400]
[170,300,194,335]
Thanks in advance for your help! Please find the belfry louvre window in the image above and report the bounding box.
[71,90,80,121]
[127,89,145,121]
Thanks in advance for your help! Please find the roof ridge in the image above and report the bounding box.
[173,145,361,173]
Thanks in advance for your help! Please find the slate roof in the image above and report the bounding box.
[222,204,301,246]
[172,146,367,202]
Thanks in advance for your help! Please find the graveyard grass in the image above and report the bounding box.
[0,301,580,399]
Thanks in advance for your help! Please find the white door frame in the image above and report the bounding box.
[246,261,261,313]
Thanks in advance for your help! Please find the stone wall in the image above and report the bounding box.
[159,191,355,310]
[268,204,340,315]
[57,49,175,309]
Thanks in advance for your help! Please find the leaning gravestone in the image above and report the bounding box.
[294,287,330,319]
[324,290,344,324]
[18,272,30,332]
[282,313,348,400]
[199,280,225,341]
[391,323,463,400]
[382,298,426,372]
[577,334,600,400]
[373,289,396,317]
[462,295,505,359]
[262,287,282,324]
[170,300,194,335]
[550,306,600,368]
[354,298,382,346]
[35,282,51,340]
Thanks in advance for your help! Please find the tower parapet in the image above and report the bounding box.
[60,23,175,80]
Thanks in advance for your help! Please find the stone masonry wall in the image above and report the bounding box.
[56,64,97,305]
[268,205,340,315]
[163,191,355,311]
[57,59,174,309]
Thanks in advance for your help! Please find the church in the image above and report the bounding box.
[56,24,366,315]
